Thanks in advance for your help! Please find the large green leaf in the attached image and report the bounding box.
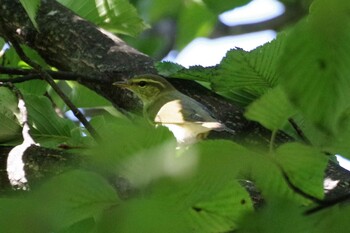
[96,198,189,233]
[212,34,284,93]
[19,0,40,30]
[245,86,296,131]
[33,170,119,231]
[0,198,51,233]
[89,116,176,174]
[278,0,350,134]
[184,180,253,232]
[206,34,285,106]
[275,143,328,199]
[0,87,21,143]
[58,0,148,36]
[101,140,253,232]
[237,199,311,233]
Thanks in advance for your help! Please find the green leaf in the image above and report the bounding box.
[58,0,148,36]
[275,143,328,199]
[325,109,350,159]
[110,140,254,232]
[19,0,40,30]
[208,34,285,106]
[24,94,78,147]
[155,61,185,77]
[0,198,51,233]
[172,65,217,82]
[156,61,218,83]
[177,1,216,49]
[237,199,310,233]
[34,170,119,231]
[279,0,350,134]
[203,0,252,14]
[245,86,296,131]
[0,87,21,143]
[68,82,112,108]
[89,116,176,175]
[213,34,285,93]
[96,198,189,233]
[184,180,253,232]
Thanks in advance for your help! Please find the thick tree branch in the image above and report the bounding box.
[0,145,80,191]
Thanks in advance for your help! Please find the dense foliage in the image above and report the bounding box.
[0,0,349,232]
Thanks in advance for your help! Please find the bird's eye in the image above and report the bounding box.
[138,81,147,87]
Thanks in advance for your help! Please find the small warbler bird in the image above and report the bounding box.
[113,74,231,145]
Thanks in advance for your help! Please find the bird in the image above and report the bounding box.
[113,74,233,145]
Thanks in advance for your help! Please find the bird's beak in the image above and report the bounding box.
[113,81,129,88]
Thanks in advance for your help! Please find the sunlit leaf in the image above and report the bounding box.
[237,199,310,233]
[212,34,284,93]
[204,34,285,106]
[58,0,148,36]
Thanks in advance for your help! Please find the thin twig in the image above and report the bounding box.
[1,32,100,141]
[288,118,311,145]
[304,193,350,215]
[0,66,103,83]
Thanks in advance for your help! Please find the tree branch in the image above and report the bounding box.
[0,66,102,83]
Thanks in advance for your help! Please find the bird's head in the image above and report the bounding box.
[113,74,175,105]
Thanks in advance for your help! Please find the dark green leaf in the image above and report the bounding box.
[279,0,350,134]
[275,143,328,199]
